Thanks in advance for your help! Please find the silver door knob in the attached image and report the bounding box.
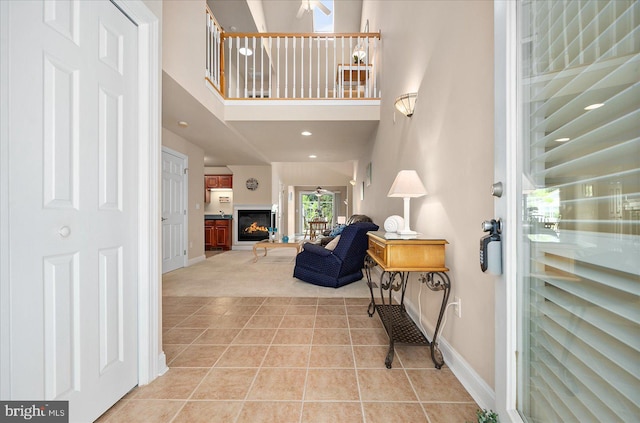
[58,226,71,238]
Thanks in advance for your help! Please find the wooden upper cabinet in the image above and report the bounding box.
[204,175,233,202]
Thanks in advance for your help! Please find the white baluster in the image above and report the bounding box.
[284,37,288,98]
[244,36,248,98]
[300,36,304,98]
[205,15,210,79]
[318,36,322,98]
[340,36,344,98]
[349,36,353,98]
[252,36,256,98]
[277,37,281,98]
[333,35,337,98]
[309,35,313,98]
[268,37,272,99]
[373,36,377,97]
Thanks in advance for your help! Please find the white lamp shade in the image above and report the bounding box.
[387,170,427,198]
[394,93,418,117]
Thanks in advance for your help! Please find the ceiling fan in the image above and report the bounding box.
[296,0,331,19]
[313,186,332,196]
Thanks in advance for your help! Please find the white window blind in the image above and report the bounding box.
[519,1,639,422]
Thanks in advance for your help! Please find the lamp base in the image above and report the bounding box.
[397,229,418,236]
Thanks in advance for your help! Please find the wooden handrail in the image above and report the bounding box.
[223,32,381,40]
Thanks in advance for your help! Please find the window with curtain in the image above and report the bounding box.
[518,1,639,421]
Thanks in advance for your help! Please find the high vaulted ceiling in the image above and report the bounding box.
[162,0,377,168]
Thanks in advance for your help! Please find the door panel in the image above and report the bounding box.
[162,149,186,273]
[7,1,139,421]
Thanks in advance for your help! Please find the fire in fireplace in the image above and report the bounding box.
[237,209,272,242]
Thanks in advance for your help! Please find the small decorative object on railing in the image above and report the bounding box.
[205,6,381,101]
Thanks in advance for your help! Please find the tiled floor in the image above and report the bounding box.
[97,296,479,423]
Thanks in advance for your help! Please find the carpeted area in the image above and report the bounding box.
[162,249,373,298]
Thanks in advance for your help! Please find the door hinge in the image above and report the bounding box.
[184,168,188,174]
[184,210,187,215]
[184,250,187,255]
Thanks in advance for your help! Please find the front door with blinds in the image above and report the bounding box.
[516,1,639,421]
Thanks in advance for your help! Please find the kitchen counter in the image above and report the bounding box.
[205,214,233,220]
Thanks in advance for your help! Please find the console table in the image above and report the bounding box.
[364,231,450,369]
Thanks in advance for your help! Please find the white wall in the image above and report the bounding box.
[359,0,496,390]
[227,165,272,205]
[162,128,205,261]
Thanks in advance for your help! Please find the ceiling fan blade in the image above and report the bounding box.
[296,4,306,19]
[315,1,331,16]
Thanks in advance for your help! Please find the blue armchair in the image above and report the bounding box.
[293,221,379,288]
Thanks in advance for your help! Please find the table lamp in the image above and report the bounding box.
[387,170,427,236]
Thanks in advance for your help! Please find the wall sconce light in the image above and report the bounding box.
[394,92,418,117]
[349,179,356,186]
[387,169,427,236]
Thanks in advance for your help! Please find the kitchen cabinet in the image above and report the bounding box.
[205,219,231,250]
[204,175,233,203]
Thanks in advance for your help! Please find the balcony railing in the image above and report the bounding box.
[206,7,381,100]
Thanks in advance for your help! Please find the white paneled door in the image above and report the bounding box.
[6,1,139,421]
[162,149,187,273]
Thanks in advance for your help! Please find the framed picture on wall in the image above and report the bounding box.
[366,162,372,187]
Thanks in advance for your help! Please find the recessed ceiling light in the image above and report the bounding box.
[554,137,570,142]
[178,121,189,128]
[301,131,312,136]
[239,47,253,56]
[584,103,604,110]
[309,155,317,159]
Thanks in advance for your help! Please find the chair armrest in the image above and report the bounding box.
[301,243,333,257]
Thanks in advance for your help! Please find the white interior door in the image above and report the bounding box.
[162,148,187,273]
[6,1,139,421]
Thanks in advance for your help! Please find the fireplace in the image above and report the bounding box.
[236,209,272,242]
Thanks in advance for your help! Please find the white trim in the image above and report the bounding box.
[188,255,206,266]
[494,1,522,421]
[402,298,496,411]
[161,146,189,273]
[0,0,11,399]
[112,0,162,386]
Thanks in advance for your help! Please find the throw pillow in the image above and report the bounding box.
[330,224,346,237]
[324,235,341,251]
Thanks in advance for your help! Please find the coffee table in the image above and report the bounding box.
[253,239,302,262]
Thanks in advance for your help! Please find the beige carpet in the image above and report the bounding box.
[163,249,372,298]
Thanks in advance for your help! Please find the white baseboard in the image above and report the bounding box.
[187,255,206,266]
[401,296,496,410]
[157,351,169,376]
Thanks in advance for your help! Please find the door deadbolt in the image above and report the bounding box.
[491,182,503,198]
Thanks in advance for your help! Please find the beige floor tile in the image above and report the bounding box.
[247,368,306,400]
[263,345,311,367]
[317,297,346,305]
[302,402,364,423]
[193,304,232,315]
[280,315,315,328]
[163,328,206,345]
[263,297,293,305]
[423,402,479,423]
[162,314,189,329]
[193,328,240,345]
[163,344,188,365]
[208,297,243,306]
[352,345,391,369]
[94,398,129,422]
[173,296,211,306]
[255,305,289,315]
[245,315,283,328]
[312,328,351,345]
[395,345,438,369]
[362,402,428,423]
[290,297,318,305]
[236,401,302,423]
[304,369,359,401]
[236,296,267,305]
[272,328,314,344]
[207,314,251,329]
[346,305,371,316]
[232,328,277,344]
[406,369,475,402]
[133,368,208,399]
[314,315,348,328]
[172,401,243,423]
[223,305,260,315]
[106,399,184,423]
[215,345,268,367]
[350,328,389,346]
[176,314,221,328]
[357,369,418,401]
[286,305,317,315]
[308,345,354,368]
[345,297,371,305]
[191,368,258,400]
[169,345,227,367]
[316,305,347,315]
[348,315,383,329]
